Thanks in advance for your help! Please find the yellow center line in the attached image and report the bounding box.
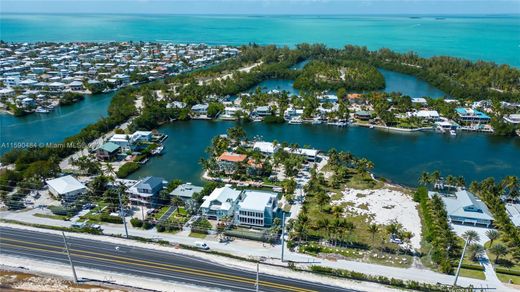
[1,238,315,292]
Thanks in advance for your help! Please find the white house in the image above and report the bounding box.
[408,110,440,121]
[236,190,278,227]
[284,147,319,161]
[504,114,520,124]
[191,103,209,115]
[436,190,494,228]
[109,134,132,150]
[253,141,279,156]
[46,175,87,203]
[254,105,271,117]
[200,186,242,220]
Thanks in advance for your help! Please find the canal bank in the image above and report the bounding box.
[0,92,115,155]
[129,120,520,187]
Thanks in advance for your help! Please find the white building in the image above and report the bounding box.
[200,186,242,220]
[504,114,520,124]
[236,190,278,227]
[46,175,87,203]
[283,147,319,161]
[253,141,279,155]
[408,110,440,121]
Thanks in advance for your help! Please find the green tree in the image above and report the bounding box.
[486,230,500,246]
[490,243,508,264]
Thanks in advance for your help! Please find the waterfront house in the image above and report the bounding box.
[96,142,121,161]
[254,105,272,117]
[284,147,319,162]
[48,82,66,92]
[455,108,491,124]
[284,107,303,120]
[131,131,153,144]
[21,97,36,108]
[200,186,242,220]
[191,103,209,116]
[354,110,372,121]
[253,141,279,156]
[69,81,84,91]
[504,114,520,124]
[236,190,278,227]
[128,176,165,208]
[220,106,242,120]
[46,175,87,203]
[109,134,132,150]
[436,190,494,228]
[411,97,428,105]
[170,183,203,205]
[408,110,440,121]
[217,152,248,174]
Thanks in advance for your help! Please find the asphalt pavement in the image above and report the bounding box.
[0,226,357,292]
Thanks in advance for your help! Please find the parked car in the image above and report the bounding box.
[194,241,210,250]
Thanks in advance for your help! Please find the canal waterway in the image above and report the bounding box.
[130,120,520,187]
[1,70,518,187]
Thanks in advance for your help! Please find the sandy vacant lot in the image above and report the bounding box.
[336,186,422,250]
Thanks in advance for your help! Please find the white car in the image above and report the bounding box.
[194,241,210,250]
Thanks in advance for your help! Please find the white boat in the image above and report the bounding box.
[152,145,164,155]
[35,107,50,113]
[311,117,322,125]
[450,129,457,136]
[288,118,302,124]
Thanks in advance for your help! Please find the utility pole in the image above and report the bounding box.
[118,187,129,238]
[453,237,469,286]
[281,211,285,262]
[62,232,78,283]
[255,261,260,292]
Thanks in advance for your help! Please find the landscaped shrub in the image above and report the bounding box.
[100,213,123,224]
[130,218,143,227]
[309,265,450,292]
[142,220,154,230]
[495,267,520,276]
[116,162,140,178]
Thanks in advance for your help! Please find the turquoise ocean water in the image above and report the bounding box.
[1,14,519,66]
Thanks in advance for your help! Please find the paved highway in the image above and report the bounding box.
[0,227,355,292]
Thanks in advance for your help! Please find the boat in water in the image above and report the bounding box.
[152,145,164,155]
[288,118,302,124]
[35,107,50,113]
[450,129,457,136]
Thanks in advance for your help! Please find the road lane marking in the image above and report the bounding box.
[1,250,256,292]
[0,240,315,292]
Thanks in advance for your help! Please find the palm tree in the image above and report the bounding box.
[490,243,508,264]
[456,176,466,188]
[368,224,379,245]
[343,220,355,245]
[418,171,430,186]
[501,176,519,202]
[486,230,500,246]
[445,175,455,189]
[467,243,485,262]
[463,230,480,243]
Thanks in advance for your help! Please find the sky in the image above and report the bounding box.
[1,0,519,15]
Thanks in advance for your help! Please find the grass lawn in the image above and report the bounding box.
[344,173,383,190]
[485,239,520,273]
[459,268,486,280]
[33,213,69,221]
[189,232,207,239]
[496,273,520,285]
[177,207,188,216]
